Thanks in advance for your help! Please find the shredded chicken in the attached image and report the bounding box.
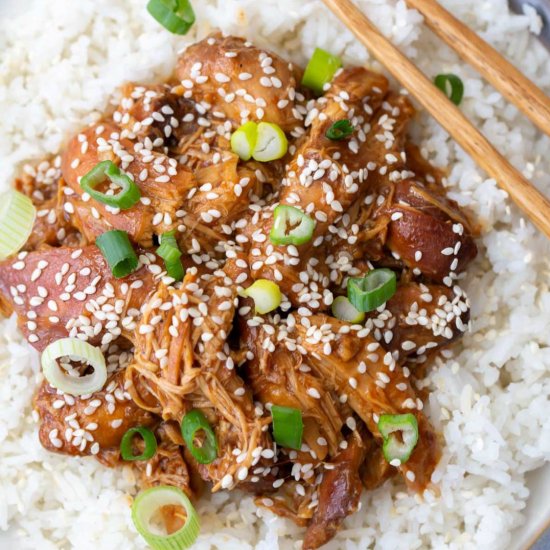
[0,32,479,549]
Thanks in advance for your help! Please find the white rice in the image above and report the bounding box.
[1,0,550,548]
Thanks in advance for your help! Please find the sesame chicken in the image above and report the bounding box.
[0,33,478,549]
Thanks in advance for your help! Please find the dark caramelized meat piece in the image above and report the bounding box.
[385,179,477,282]
[303,431,366,550]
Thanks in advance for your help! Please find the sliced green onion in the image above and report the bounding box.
[181,410,218,464]
[434,73,464,106]
[230,121,258,161]
[270,205,316,246]
[347,269,397,313]
[80,161,141,210]
[301,47,343,96]
[120,427,158,461]
[378,413,419,465]
[239,279,282,315]
[271,405,303,450]
[41,338,107,396]
[231,122,287,163]
[157,230,185,281]
[96,230,139,279]
[252,122,288,162]
[331,296,365,324]
[326,119,355,141]
[0,190,36,260]
[132,486,200,550]
[147,0,196,35]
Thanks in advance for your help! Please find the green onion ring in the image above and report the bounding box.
[0,190,36,260]
[181,410,218,464]
[326,119,355,141]
[80,160,141,210]
[96,230,139,279]
[347,269,397,313]
[378,413,419,465]
[132,486,200,550]
[41,338,107,396]
[331,296,365,324]
[434,73,464,106]
[157,230,185,281]
[271,405,303,450]
[270,205,316,246]
[239,279,282,315]
[120,426,158,461]
[301,47,343,96]
[147,0,196,35]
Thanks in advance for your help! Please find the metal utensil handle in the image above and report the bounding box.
[509,0,550,49]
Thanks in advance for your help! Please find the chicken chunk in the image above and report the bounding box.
[360,434,395,490]
[34,371,156,459]
[240,318,344,459]
[131,423,193,497]
[243,68,390,309]
[116,83,199,151]
[14,160,81,251]
[0,246,158,351]
[61,122,195,247]
[324,93,417,277]
[128,258,275,490]
[295,314,441,492]
[177,33,302,132]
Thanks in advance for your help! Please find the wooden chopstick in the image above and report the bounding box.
[322,0,550,240]
[405,0,550,138]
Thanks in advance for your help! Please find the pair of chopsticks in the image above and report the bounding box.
[323,0,550,239]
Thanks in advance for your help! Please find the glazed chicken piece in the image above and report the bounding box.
[0,245,159,351]
[303,430,366,550]
[14,161,81,251]
[295,314,441,492]
[177,33,303,132]
[372,282,471,356]
[324,93,417,276]
[240,318,344,460]
[384,179,478,282]
[34,370,156,459]
[244,67,391,309]
[61,122,195,248]
[175,133,275,256]
[127,258,275,491]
